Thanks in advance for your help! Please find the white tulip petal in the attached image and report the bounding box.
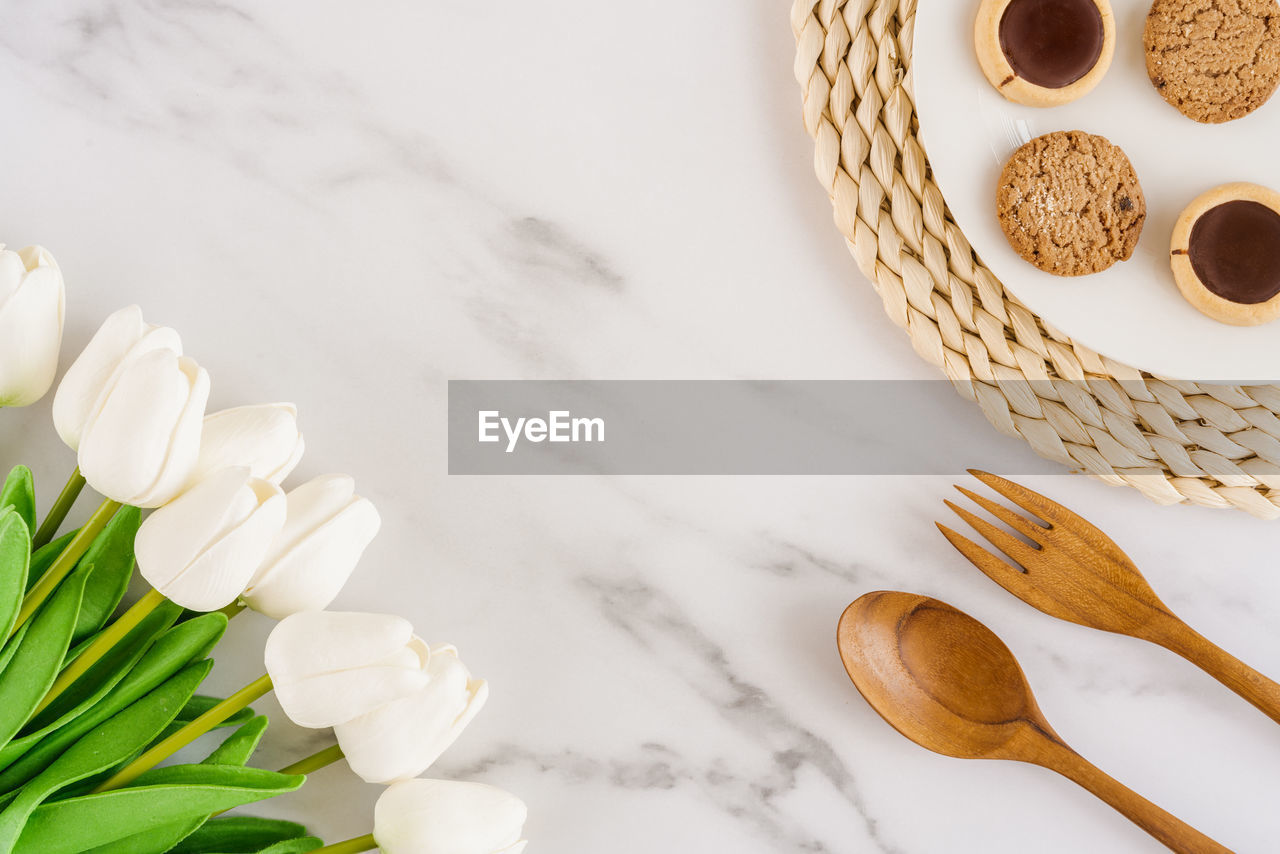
[242,495,380,619]
[0,249,24,303]
[53,306,182,450]
[265,611,431,728]
[16,245,54,271]
[273,664,431,728]
[78,351,209,507]
[0,252,64,407]
[265,611,417,679]
[131,356,210,507]
[336,646,488,784]
[79,349,191,502]
[191,404,305,486]
[137,468,285,611]
[259,474,356,564]
[374,779,528,854]
[138,467,258,582]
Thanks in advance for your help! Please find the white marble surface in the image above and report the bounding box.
[2,2,1280,852]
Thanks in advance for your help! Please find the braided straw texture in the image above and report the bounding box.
[792,0,1280,518]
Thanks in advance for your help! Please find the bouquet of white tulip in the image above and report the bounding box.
[0,269,527,853]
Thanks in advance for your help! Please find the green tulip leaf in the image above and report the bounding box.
[0,660,211,851]
[0,563,89,752]
[25,530,77,593]
[172,834,322,854]
[172,817,311,851]
[249,840,325,854]
[0,466,36,536]
[12,767,305,854]
[0,612,226,788]
[19,598,183,740]
[0,622,29,686]
[202,715,269,766]
[84,717,276,854]
[71,506,141,641]
[0,509,31,645]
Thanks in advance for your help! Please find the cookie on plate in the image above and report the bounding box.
[1144,0,1280,124]
[996,130,1145,277]
[1171,183,1280,325]
[975,0,1116,107]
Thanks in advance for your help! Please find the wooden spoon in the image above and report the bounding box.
[838,591,1231,854]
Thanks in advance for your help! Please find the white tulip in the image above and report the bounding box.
[0,245,65,407]
[189,404,305,487]
[264,611,431,728]
[374,779,528,854]
[77,348,209,508]
[241,475,380,619]
[136,467,286,611]
[335,644,488,784]
[53,305,181,450]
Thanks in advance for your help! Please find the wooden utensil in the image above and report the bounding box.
[939,470,1280,725]
[838,591,1231,854]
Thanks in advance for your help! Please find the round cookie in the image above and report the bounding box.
[996,130,1145,277]
[1144,0,1280,124]
[975,0,1116,107]
[1170,183,1280,326]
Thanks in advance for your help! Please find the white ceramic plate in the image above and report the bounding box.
[914,0,1280,382]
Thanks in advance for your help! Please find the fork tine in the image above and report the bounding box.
[943,499,1041,568]
[967,470,1078,530]
[953,484,1047,544]
[935,522,1029,584]
[937,523,1066,616]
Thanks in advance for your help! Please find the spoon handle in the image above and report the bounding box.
[1154,620,1280,726]
[1044,746,1231,854]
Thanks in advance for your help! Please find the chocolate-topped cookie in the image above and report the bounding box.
[975,0,1116,107]
[1145,0,1280,124]
[1171,183,1280,325]
[996,131,1145,276]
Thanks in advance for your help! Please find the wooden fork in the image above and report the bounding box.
[937,470,1280,726]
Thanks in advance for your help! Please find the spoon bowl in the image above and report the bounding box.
[838,591,1057,762]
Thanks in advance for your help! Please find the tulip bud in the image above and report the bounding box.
[241,474,379,619]
[0,246,65,408]
[77,348,210,508]
[189,403,305,487]
[136,466,286,611]
[374,779,528,854]
[264,611,431,728]
[335,644,488,784]
[53,305,182,450]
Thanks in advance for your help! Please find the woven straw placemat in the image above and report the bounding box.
[791,0,1280,518]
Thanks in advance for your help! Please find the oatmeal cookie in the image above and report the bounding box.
[1144,0,1280,123]
[996,130,1146,276]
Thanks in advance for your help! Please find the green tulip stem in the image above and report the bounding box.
[32,588,168,717]
[11,498,122,641]
[218,599,247,620]
[32,466,87,549]
[91,672,274,793]
[279,743,345,777]
[313,834,377,854]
